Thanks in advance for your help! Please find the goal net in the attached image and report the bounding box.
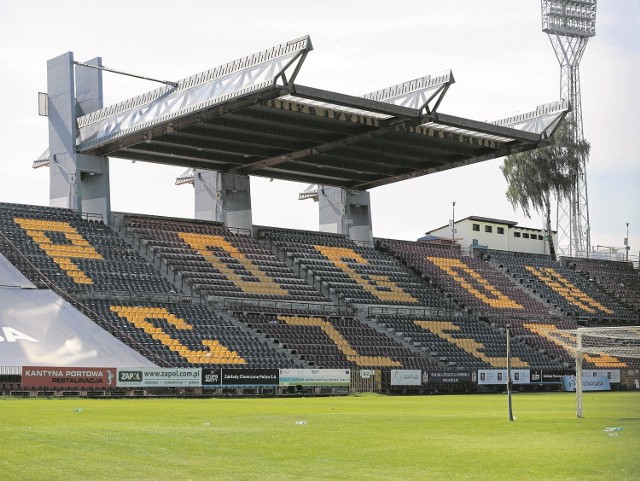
[549,326,640,418]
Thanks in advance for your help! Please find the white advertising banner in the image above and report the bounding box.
[583,369,620,383]
[117,368,201,387]
[477,369,531,385]
[0,253,36,288]
[279,369,350,386]
[390,369,422,386]
[0,289,156,367]
[562,375,611,392]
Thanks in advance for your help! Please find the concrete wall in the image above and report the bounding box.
[429,218,557,255]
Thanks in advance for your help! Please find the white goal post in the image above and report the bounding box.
[550,326,640,418]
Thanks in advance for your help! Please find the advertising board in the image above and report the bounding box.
[477,369,531,385]
[279,369,350,386]
[424,370,476,386]
[562,375,611,392]
[117,368,201,387]
[221,369,279,386]
[21,366,116,389]
[390,369,422,386]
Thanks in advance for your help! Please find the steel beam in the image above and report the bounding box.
[77,36,312,152]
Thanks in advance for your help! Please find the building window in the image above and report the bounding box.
[497,227,504,235]
[472,223,480,232]
[523,233,530,239]
[485,225,492,233]
[538,235,544,240]
[514,232,521,238]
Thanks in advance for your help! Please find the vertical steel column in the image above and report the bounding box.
[542,1,596,258]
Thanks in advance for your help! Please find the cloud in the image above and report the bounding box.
[1,0,638,256]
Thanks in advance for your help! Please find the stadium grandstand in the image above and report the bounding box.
[1,35,638,397]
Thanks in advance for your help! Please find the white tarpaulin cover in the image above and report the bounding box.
[0,253,36,289]
[0,288,156,367]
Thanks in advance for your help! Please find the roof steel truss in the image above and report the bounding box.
[39,35,566,190]
[76,36,313,152]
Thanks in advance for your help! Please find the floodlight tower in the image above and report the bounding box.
[542,0,597,257]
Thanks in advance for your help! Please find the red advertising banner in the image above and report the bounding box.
[21,366,116,389]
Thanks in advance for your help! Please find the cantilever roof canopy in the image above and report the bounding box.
[74,36,568,190]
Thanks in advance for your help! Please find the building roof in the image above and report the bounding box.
[425,215,557,234]
[45,35,567,191]
[465,216,519,226]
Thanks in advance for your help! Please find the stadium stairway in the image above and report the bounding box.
[352,308,442,365]
[213,303,308,367]
[0,204,314,369]
[564,256,640,315]
[2,203,633,373]
[256,229,345,308]
[111,215,318,367]
[256,227,465,368]
[257,227,453,310]
[483,249,639,323]
[376,238,553,319]
[112,213,198,301]
[112,213,440,369]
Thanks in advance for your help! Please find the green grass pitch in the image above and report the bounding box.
[1,392,638,481]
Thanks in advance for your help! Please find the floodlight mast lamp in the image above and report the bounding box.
[541,0,597,258]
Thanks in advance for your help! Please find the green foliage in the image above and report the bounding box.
[500,117,590,258]
[1,392,638,481]
[501,116,590,218]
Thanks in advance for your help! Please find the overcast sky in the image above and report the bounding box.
[0,0,638,257]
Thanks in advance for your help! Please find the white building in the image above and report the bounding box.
[422,216,557,255]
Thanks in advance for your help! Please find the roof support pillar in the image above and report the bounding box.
[194,169,253,235]
[194,169,223,223]
[319,186,372,244]
[47,53,111,223]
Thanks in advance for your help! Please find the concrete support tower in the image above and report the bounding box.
[319,187,373,244]
[46,53,111,223]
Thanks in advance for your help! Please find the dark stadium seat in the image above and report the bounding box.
[259,228,446,308]
[79,299,302,368]
[566,256,640,312]
[377,238,551,317]
[485,249,638,321]
[2,202,635,377]
[233,306,440,369]
[490,318,639,370]
[374,313,567,370]
[123,215,330,304]
[0,204,176,295]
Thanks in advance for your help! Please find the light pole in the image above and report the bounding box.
[625,223,630,262]
[542,0,597,257]
[506,324,514,421]
[451,201,456,248]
